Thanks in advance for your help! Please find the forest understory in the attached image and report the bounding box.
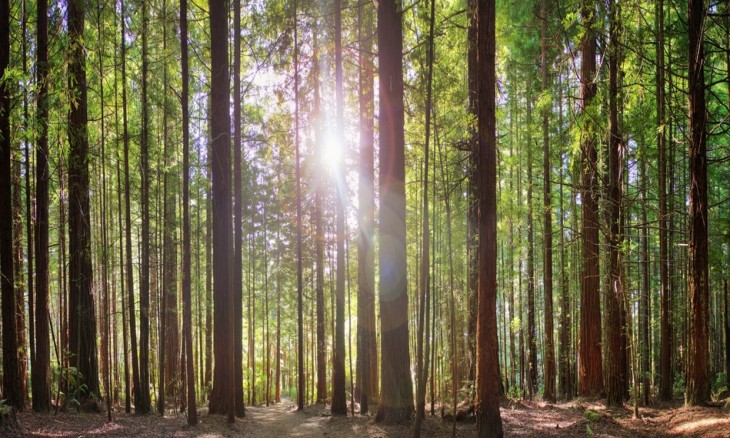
[6,398,730,437]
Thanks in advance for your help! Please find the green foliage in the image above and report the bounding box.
[584,409,601,422]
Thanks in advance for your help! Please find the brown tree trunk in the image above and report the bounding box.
[331,0,347,416]
[540,0,556,403]
[640,154,651,406]
[356,0,377,414]
[605,0,625,407]
[293,0,305,411]
[312,25,327,407]
[180,0,197,423]
[685,0,709,406]
[32,0,51,412]
[232,0,245,417]
[656,0,672,402]
[208,0,235,421]
[67,0,100,402]
[526,96,537,400]
[578,0,603,398]
[414,1,436,433]
[375,0,414,424]
[474,0,503,435]
[1,0,23,411]
[137,0,152,414]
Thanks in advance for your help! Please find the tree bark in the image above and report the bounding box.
[0,0,23,411]
[68,0,100,403]
[656,0,672,402]
[208,0,235,422]
[578,0,603,398]
[32,0,51,412]
[331,0,347,416]
[375,0,414,424]
[474,0,503,435]
[685,0,709,406]
[540,0,556,403]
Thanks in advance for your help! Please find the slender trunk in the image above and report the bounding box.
[414,0,435,432]
[540,0,556,403]
[640,149,650,406]
[180,0,197,411]
[331,0,347,416]
[656,0,672,402]
[32,0,51,412]
[233,0,245,417]
[356,0,376,413]
[605,0,625,407]
[526,97,537,399]
[293,0,305,411]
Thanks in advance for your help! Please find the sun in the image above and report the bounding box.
[321,129,344,173]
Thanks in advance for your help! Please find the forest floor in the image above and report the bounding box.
[7,397,729,437]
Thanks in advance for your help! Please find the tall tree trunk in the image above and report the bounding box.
[640,146,650,406]
[180,0,197,423]
[120,0,141,413]
[685,0,709,406]
[208,0,235,421]
[0,0,23,411]
[605,0,625,407]
[526,97,537,400]
[540,0,556,403]
[356,0,377,414]
[138,0,152,414]
[414,0,435,433]
[656,0,672,402]
[578,0,603,398]
[331,0,347,416]
[22,0,34,408]
[232,0,245,417]
[375,0,414,424]
[293,0,305,411]
[724,279,729,379]
[32,0,51,412]
[312,25,327,407]
[474,0,503,435]
[68,0,100,402]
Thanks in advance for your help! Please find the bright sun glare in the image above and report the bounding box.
[321,130,344,173]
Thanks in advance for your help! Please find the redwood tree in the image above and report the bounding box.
[475,0,503,435]
[577,0,603,398]
[685,0,709,406]
[208,0,235,422]
[32,0,51,412]
[0,0,23,411]
[67,0,100,402]
[375,0,414,424]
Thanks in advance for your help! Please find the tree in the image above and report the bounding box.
[474,0,503,435]
[233,0,246,417]
[685,0,709,406]
[208,0,235,421]
[577,0,603,398]
[0,0,23,412]
[331,0,347,416]
[414,0,436,433]
[180,0,197,425]
[32,0,51,413]
[540,0,556,403]
[138,0,152,414]
[605,0,625,407]
[356,0,377,414]
[656,0,672,403]
[375,0,414,424]
[67,0,100,403]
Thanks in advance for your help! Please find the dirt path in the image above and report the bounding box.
[245,400,330,438]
